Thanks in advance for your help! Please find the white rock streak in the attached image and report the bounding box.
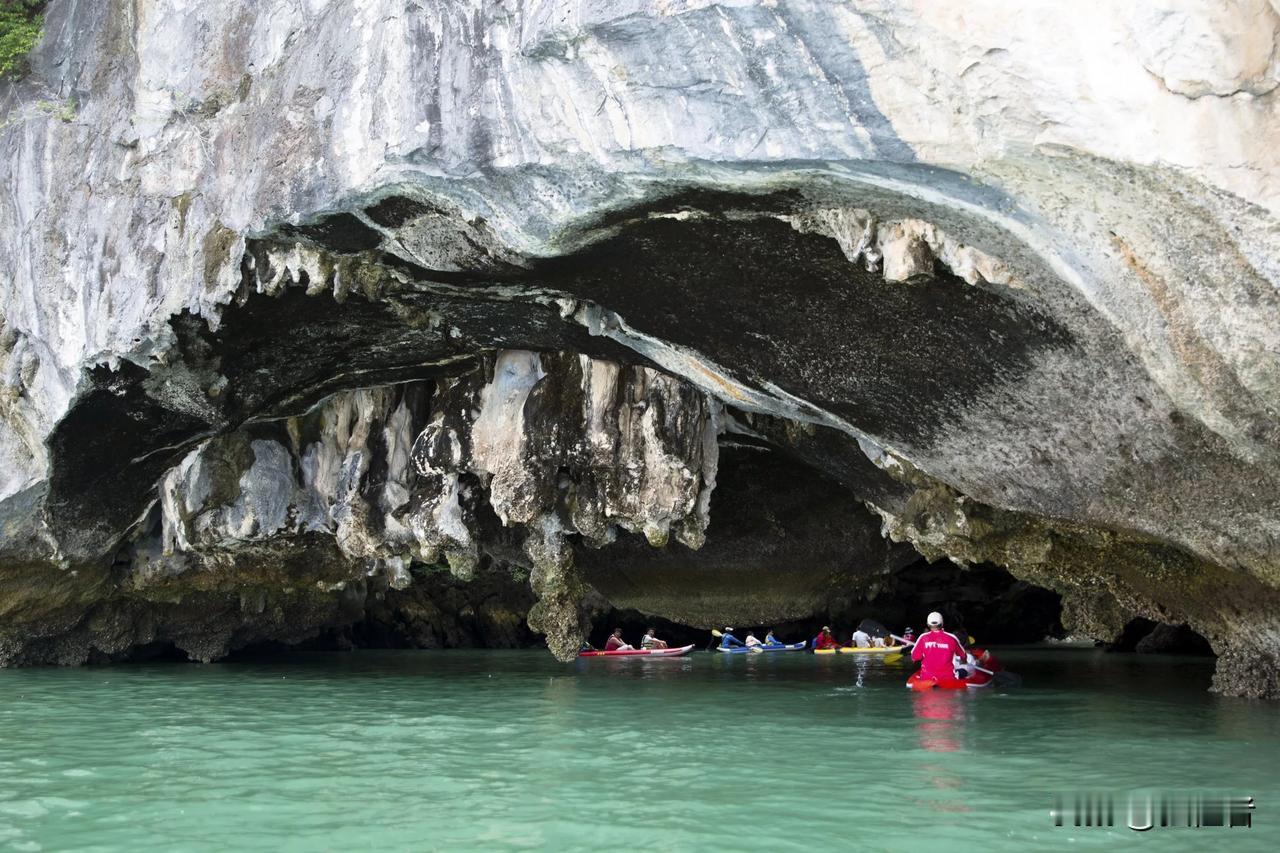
[155,352,721,603]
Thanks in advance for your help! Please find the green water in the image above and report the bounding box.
[0,647,1275,851]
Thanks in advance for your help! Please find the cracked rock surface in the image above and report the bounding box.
[2,1,1280,695]
[143,351,719,661]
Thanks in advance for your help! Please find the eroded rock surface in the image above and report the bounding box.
[136,351,718,661]
[2,1,1280,695]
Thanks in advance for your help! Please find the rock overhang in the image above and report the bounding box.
[14,181,1274,682]
[225,175,1280,568]
[2,0,1279,695]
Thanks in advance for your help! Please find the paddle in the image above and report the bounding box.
[956,642,1013,680]
[884,634,916,663]
[888,633,997,676]
[957,663,997,676]
[710,628,762,652]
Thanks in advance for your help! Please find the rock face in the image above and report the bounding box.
[2,1,1279,695]
[578,443,919,627]
[30,351,720,663]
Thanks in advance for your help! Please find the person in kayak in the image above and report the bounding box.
[764,629,783,647]
[640,627,668,649]
[850,626,872,648]
[813,626,841,651]
[719,627,746,649]
[971,647,996,668]
[902,627,916,644]
[744,631,763,648]
[911,612,966,680]
[605,629,634,652]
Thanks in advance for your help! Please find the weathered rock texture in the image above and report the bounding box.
[578,443,919,626]
[2,1,1280,695]
[40,351,719,663]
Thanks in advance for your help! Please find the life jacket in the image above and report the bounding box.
[814,633,839,650]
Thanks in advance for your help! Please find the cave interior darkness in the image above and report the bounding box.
[173,435,1213,664]
[26,189,1221,669]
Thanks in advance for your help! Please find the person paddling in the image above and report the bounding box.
[641,627,668,650]
[813,626,841,651]
[911,612,966,681]
[719,627,746,649]
[744,631,763,648]
[605,628,634,652]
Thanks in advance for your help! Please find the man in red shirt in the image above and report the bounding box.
[813,626,841,651]
[910,612,966,681]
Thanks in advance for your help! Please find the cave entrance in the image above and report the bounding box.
[14,190,1232,683]
[311,439,1075,654]
[1108,618,1214,656]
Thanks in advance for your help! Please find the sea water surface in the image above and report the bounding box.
[0,646,1276,851]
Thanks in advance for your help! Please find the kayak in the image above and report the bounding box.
[813,645,907,655]
[578,643,694,658]
[840,644,907,655]
[906,648,1003,689]
[906,670,991,689]
[714,642,807,653]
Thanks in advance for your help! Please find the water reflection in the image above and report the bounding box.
[575,657,696,679]
[911,689,965,753]
[852,658,871,687]
[1,648,1271,852]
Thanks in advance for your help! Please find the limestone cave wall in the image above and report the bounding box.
[2,1,1279,696]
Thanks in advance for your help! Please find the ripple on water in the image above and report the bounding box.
[0,649,1273,850]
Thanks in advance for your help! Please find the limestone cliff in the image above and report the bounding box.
[1,1,1279,695]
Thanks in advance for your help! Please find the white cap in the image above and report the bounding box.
[927,611,943,626]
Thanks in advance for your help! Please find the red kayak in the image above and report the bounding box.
[578,644,695,658]
[907,672,971,690]
[906,648,1002,690]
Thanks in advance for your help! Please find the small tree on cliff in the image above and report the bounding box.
[0,1,45,79]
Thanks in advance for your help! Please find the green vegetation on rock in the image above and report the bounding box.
[36,97,73,121]
[0,1,45,79]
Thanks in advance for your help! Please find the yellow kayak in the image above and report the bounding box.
[813,645,907,655]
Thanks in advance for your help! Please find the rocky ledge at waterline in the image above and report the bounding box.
[2,1,1280,697]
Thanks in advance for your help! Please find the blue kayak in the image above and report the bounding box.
[714,642,807,654]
